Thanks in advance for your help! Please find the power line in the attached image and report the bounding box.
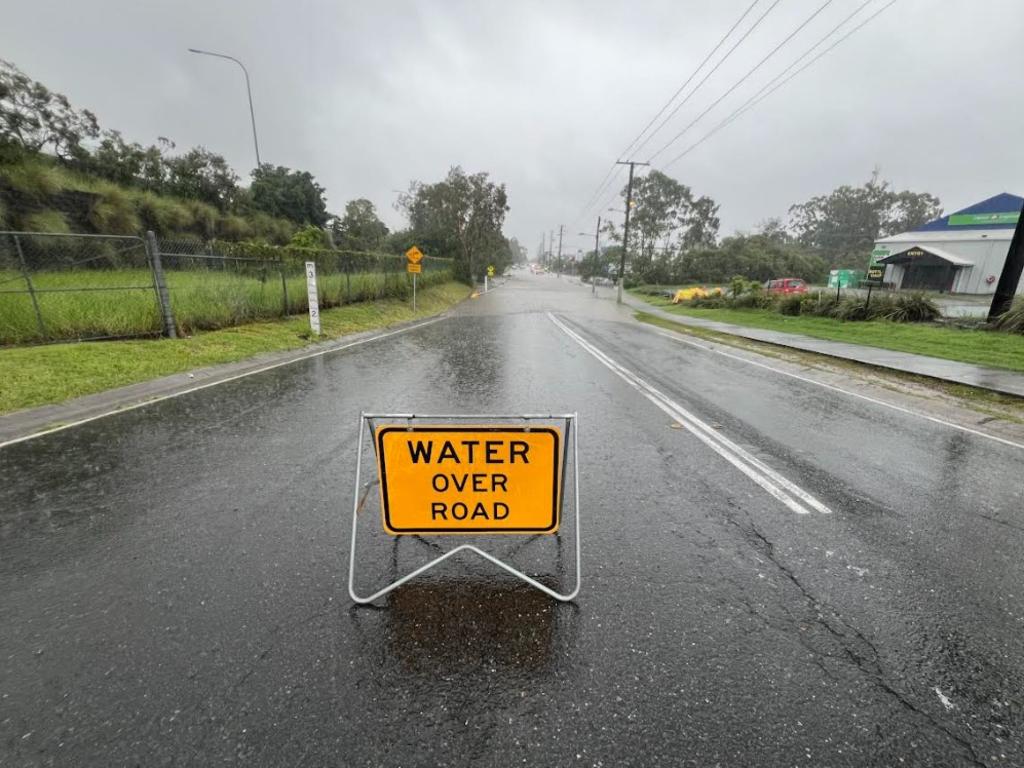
[623,0,765,160]
[647,0,837,163]
[629,0,782,160]
[571,0,769,227]
[661,0,898,170]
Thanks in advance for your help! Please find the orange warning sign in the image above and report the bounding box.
[375,425,562,534]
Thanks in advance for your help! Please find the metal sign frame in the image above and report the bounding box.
[347,412,581,604]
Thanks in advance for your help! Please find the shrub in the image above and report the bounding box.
[992,297,1024,334]
[886,292,940,323]
[802,292,840,317]
[777,294,803,316]
[249,212,295,245]
[689,295,726,308]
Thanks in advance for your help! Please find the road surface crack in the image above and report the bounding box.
[724,515,989,767]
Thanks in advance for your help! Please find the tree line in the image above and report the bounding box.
[571,168,942,286]
[0,59,515,282]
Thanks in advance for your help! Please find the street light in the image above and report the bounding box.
[187,48,261,168]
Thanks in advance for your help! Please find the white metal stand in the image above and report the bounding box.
[347,412,581,604]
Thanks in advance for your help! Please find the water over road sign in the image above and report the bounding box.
[375,425,562,534]
[405,245,424,264]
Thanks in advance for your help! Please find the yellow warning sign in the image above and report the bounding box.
[405,245,424,264]
[487,265,495,277]
[407,262,422,274]
[375,426,562,534]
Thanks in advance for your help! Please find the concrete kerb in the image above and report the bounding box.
[624,294,1024,399]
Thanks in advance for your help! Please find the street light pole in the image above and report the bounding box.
[188,48,261,168]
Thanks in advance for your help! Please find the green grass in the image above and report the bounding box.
[633,300,1024,373]
[0,267,453,344]
[0,281,469,414]
[635,311,1024,420]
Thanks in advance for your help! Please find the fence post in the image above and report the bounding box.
[279,259,290,316]
[345,255,352,304]
[145,231,177,339]
[12,234,47,340]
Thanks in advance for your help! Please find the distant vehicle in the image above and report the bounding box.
[766,278,807,295]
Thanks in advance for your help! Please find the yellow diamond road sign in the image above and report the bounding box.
[405,245,423,264]
[375,425,562,534]
[487,265,495,276]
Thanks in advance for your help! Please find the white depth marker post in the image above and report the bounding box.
[412,271,417,313]
[305,261,321,335]
[484,274,489,293]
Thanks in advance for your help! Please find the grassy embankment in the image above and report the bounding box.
[0,280,468,415]
[631,291,1024,373]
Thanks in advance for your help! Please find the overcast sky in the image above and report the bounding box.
[3,0,1022,253]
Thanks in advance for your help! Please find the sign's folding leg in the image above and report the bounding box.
[347,413,581,605]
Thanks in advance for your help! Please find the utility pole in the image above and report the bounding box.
[579,215,602,295]
[549,229,555,266]
[988,201,1024,319]
[615,160,649,304]
[556,224,564,278]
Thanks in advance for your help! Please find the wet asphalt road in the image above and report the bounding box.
[2,273,1024,767]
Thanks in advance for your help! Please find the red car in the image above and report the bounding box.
[766,277,807,295]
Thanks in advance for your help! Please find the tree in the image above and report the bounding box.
[676,234,828,284]
[788,171,942,267]
[163,147,240,211]
[755,217,792,243]
[400,166,509,282]
[331,198,389,252]
[249,164,328,227]
[0,59,99,162]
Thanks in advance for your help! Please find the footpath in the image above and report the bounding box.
[624,294,1024,398]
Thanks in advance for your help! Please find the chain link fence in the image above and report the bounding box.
[0,230,453,345]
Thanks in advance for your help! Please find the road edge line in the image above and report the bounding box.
[0,316,445,450]
[644,324,1024,453]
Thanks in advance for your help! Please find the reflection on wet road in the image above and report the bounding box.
[2,273,1023,766]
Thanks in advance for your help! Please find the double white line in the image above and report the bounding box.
[548,312,832,516]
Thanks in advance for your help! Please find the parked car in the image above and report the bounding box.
[765,278,807,295]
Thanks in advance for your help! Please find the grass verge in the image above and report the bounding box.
[631,296,1024,373]
[635,311,1024,422]
[0,281,469,415]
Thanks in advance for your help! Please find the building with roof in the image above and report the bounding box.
[872,193,1023,294]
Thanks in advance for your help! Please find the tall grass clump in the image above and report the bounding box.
[22,209,71,234]
[87,185,140,235]
[885,292,940,323]
[992,297,1024,334]
[138,192,194,234]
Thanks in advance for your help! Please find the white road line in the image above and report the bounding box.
[548,312,832,516]
[0,317,445,450]
[646,326,1024,452]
